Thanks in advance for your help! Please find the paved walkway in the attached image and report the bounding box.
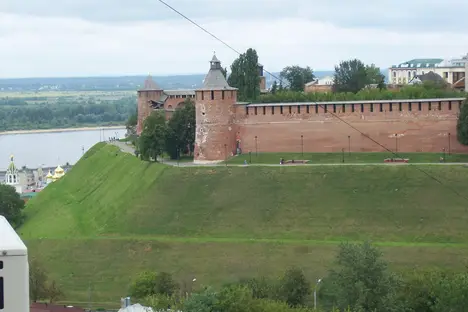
[109,142,468,167]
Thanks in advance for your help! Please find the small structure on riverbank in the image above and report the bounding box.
[3,155,22,193]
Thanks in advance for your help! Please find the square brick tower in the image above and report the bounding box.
[194,54,238,163]
[136,75,164,135]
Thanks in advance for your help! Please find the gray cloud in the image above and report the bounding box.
[1,0,467,32]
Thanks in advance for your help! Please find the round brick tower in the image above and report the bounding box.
[194,54,238,163]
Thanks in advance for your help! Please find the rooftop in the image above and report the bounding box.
[391,58,443,69]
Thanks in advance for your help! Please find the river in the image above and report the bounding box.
[0,127,127,171]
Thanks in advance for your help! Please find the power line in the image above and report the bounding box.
[156,0,468,202]
[156,0,289,87]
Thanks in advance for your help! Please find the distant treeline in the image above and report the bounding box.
[0,97,136,131]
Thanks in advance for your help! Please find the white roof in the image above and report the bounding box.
[0,215,27,256]
[118,304,154,312]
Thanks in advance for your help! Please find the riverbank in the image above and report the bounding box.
[0,125,126,136]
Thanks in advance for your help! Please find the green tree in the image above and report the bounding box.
[457,101,468,145]
[432,272,468,311]
[271,81,278,94]
[129,271,178,299]
[365,64,386,90]
[184,287,219,312]
[125,108,138,137]
[278,267,310,307]
[333,59,370,93]
[29,258,64,303]
[165,99,196,159]
[227,48,260,101]
[138,111,167,161]
[325,241,401,312]
[280,66,315,92]
[240,276,277,300]
[0,184,25,228]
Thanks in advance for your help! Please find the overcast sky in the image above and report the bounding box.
[1,0,468,78]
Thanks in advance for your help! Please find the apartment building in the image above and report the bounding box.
[388,55,467,87]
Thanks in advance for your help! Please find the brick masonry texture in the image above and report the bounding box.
[138,94,468,161]
[234,99,468,155]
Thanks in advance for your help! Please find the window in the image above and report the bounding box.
[399,103,402,111]
[360,104,364,112]
[342,104,346,113]
[444,72,449,79]
[315,105,318,113]
[263,106,266,115]
[418,103,422,111]
[438,102,442,110]
[449,102,452,110]
[297,106,301,113]
[211,91,214,100]
[280,106,283,114]
[351,104,355,113]
[324,104,328,112]
[222,91,225,100]
[0,260,2,269]
[389,103,393,112]
[408,71,411,79]
[201,92,204,100]
[380,103,383,112]
[245,107,249,115]
[428,103,432,110]
[370,104,374,112]
[409,103,412,111]
[254,107,258,115]
[271,106,275,115]
[333,105,336,113]
[393,71,396,77]
[289,106,292,114]
[306,105,310,113]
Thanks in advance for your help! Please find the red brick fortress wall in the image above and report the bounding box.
[235,98,468,154]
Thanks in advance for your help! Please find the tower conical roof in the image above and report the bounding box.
[199,54,237,91]
[142,74,162,90]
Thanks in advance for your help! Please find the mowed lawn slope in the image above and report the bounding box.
[20,143,468,303]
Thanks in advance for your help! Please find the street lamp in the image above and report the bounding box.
[177,148,180,167]
[395,133,398,153]
[348,135,351,156]
[443,148,446,162]
[448,132,451,155]
[342,148,345,163]
[249,151,252,164]
[255,136,258,156]
[314,278,322,310]
[224,144,227,166]
[301,134,304,157]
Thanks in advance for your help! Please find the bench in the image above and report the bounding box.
[384,158,409,163]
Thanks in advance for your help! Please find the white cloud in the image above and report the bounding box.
[0,6,467,78]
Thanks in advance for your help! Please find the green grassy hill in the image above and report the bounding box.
[21,143,468,306]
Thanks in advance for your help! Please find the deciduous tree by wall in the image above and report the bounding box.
[165,99,196,159]
[280,66,315,92]
[138,110,167,161]
[0,184,25,228]
[457,101,468,145]
[227,48,260,101]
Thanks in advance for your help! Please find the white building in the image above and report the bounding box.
[0,215,30,312]
[3,156,22,194]
[389,55,467,86]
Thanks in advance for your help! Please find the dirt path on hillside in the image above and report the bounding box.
[107,142,468,167]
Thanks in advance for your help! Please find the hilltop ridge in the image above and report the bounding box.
[21,143,468,303]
